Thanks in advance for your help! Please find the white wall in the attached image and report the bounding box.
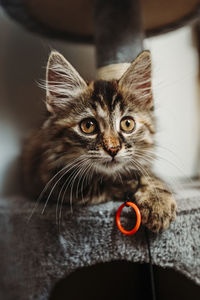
[146,27,200,179]
[0,8,199,195]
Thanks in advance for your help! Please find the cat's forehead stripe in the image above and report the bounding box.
[92,80,122,111]
[95,102,108,119]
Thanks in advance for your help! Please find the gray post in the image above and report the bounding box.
[94,0,144,79]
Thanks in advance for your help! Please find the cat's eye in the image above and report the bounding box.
[80,118,98,134]
[120,116,135,133]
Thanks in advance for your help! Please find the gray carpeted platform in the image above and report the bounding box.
[0,180,200,300]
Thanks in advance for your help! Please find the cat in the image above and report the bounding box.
[23,50,176,232]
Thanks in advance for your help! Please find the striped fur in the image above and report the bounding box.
[23,51,176,232]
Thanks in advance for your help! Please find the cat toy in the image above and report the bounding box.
[116,201,141,235]
[116,197,156,300]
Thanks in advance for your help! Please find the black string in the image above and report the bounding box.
[144,228,157,300]
[124,184,156,300]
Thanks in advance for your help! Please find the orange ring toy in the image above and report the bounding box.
[116,201,141,235]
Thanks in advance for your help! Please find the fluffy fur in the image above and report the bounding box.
[23,50,176,232]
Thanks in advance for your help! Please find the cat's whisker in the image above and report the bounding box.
[80,164,93,204]
[133,151,176,195]
[44,161,80,216]
[42,157,87,216]
[27,157,82,222]
[69,160,91,213]
[134,151,155,166]
[71,159,93,207]
[76,160,92,200]
[56,158,89,225]
[55,160,86,226]
[130,158,161,204]
[57,158,90,225]
[58,166,83,228]
[154,144,194,183]
[60,167,81,210]
[137,148,193,182]
[155,144,183,161]
[75,161,88,199]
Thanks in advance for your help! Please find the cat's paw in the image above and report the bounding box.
[134,182,177,233]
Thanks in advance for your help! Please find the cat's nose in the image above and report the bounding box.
[107,146,120,158]
[103,134,121,158]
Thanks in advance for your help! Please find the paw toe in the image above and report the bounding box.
[162,217,170,231]
[140,207,150,224]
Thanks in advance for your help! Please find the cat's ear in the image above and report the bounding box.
[119,51,152,107]
[46,51,87,113]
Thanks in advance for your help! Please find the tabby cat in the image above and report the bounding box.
[23,50,176,232]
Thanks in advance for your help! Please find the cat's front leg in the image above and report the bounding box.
[134,175,177,232]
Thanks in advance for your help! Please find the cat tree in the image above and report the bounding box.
[0,0,200,299]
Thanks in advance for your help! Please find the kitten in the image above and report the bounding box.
[23,50,176,232]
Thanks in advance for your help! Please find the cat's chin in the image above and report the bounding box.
[95,159,134,177]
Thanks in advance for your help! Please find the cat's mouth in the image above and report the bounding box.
[95,156,132,176]
[102,157,118,165]
[108,158,118,165]
[99,157,122,170]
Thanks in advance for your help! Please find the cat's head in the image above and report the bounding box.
[44,51,155,178]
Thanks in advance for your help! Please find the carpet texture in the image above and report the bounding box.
[0,180,200,300]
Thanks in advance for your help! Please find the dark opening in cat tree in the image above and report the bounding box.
[49,262,200,300]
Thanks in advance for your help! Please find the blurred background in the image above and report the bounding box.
[0,1,199,197]
[0,1,200,299]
